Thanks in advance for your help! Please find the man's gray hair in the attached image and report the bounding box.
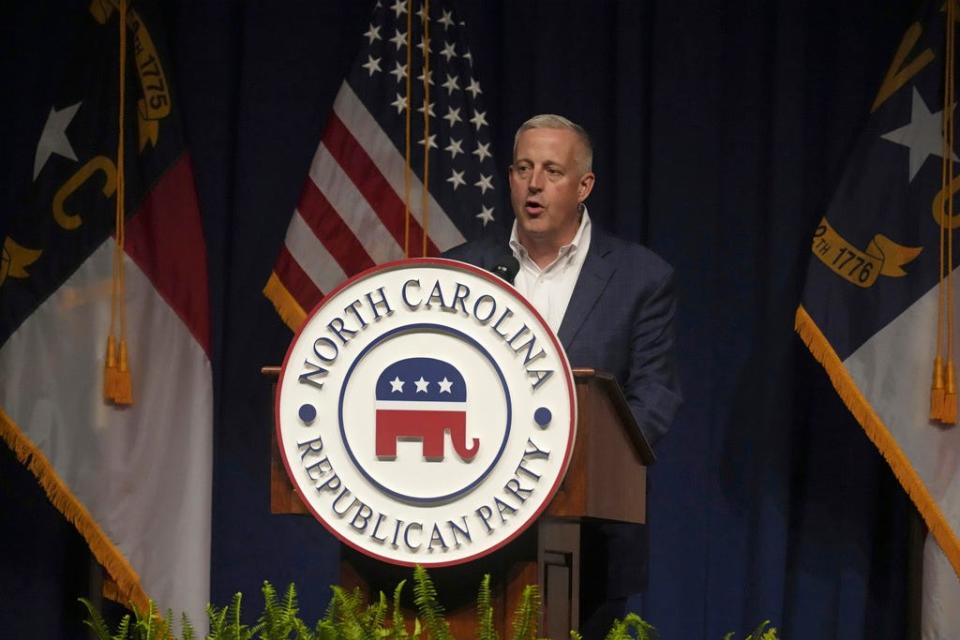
[513,114,593,174]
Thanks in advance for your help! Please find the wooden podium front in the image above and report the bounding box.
[266,368,652,639]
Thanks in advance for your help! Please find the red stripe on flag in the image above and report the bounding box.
[322,113,440,257]
[125,153,211,356]
[275,245,323,311]
[297,180,376,275]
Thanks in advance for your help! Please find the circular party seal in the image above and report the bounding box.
[275,258,577,567]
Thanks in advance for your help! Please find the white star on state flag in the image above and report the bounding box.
[391,0,407,18]
[445,138,464,158]
[391,93,407,114]
[34,102,81,180]
[415,376,430,393]
[473,141,491,162]
[443,106,462,126]
[465,78,482,98]
[447,169,466,190]
[364,24,382,44]
[390,376,405,392]
[475,173,494,194]
[390,61,408,82]
[440,42,457,62]
[438,377,453,393]
[361,55,382,76]
[438,9,455,30]
[441,73,460,95]
[390,29,407,50]
[477,205,495,226]
[880,87,957,182]
[469,109,488,130]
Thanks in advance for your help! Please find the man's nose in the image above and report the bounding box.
[528,167,545,192]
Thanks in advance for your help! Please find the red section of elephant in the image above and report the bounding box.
[375,410,479,461]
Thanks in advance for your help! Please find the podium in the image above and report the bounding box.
[265,367,652,638]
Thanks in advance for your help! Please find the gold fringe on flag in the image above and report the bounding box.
[105,0,133,406]
[0,407,149,612]
[796,305,960,576]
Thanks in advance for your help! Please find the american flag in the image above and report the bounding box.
[265,0,499,331]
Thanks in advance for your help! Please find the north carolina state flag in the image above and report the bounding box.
[0,0,212,629]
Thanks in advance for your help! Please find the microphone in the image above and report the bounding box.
[491,254,520,285]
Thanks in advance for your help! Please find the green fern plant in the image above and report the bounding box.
[723,620,780,640]
[509,585,540,640]
[602,612,657,640]
[475,574,497,640]
[412,565,453,640]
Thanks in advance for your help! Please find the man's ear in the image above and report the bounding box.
[578,172,596,202]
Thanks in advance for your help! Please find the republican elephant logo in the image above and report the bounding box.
[374,357,479,462]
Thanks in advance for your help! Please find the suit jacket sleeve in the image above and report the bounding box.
[623,264,682,448]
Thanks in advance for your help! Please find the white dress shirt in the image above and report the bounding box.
[508,210,592,333]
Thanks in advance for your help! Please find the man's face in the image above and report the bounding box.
[509,127,595,250]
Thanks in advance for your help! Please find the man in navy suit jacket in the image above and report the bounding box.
[444,114,681,447]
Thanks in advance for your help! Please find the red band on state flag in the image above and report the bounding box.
[125,153,211,356]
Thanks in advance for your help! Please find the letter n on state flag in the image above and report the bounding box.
[0,1,212,631]
[796,0,960,633]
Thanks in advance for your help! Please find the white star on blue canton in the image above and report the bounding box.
[415,376,430,393]
[469,109,488,130]
[419,133,438,149]
[475,173,494,194]
[440,41,457,62]
[391,0,407,18]
[438,9,455,30]
[445,138,464,158]
[448,169,466,190]
[465,78,481,98]
[391,93,406,114]
[443,105,462,126]
[477,205,495,226]
[880,87,958,182]
[390,61,408,83]
[362,55,382,76]
[390,29,407,50]
[473,141,491,162]
[417,100,436,117]
[441,73,460,95]
[438,377,453,393]
[390,376,405,392]
[34,102,81,180]
[364,24,382,44]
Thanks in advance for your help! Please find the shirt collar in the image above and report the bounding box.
[509,207,592,264]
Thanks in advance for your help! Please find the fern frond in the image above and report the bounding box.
[475,574,497,640]
[509,585,539,640]
[620,613,656,640]
[79,598,113,640]
[412,566,453,640]
[602,617,624,640]
[113,614,132,640]
[181,612,196,640]
[390,579,408,640]
[369,590,388,637]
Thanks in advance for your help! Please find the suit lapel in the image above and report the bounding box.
[557,228,616,349]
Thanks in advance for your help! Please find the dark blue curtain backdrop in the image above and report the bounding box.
[0,1,925,638]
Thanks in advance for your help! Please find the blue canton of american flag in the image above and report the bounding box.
[265,0,499,332]
[374,357,477,462]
